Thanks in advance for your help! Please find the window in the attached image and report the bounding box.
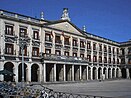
[19,28,27,37]
[121,58,125,64]
[121,48,125,55]
[80,54,84,58]
[64,37,70,45]
[87,41,91,49]
[45,33,51,41]
[87,55,91,62]
[108,58,111,64]
[19,46,27,56]
[93,55,97,62]
[33,31,39,40]
[5,43,13,55]
[113,47,115,54]
[73,39,77,46]
[55,35,61,43]
[45,49,51,54]
[117,59,119,64]
[117,48,119,54]
[128,58,131,64]
[99,56,102,63]
[32,47,39,57]
[104,57,107,63]
[128,48,131,54]
[99,44,102,51]
[55,50,61,55]
[93,43,96,50]
[113,58,115,64]
[64,51,69,56]
[73,53,77,57]
[5,25,13,35]
[80,40,85,48]
[104,45,107,52]
[108,46,111,53]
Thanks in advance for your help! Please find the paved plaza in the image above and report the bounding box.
[43,79,131,98]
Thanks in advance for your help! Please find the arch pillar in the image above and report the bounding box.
[43,63,46,82]
[27,64,31,82]
[86,66,88,80]
[90,67,93,80]
[63,64,66,81]
[0,62,4,81]
[13,63,18,82]
[106,67,109,79]
[114,68,117,78]
[80,65,82,80]
[72,65,74,81]
[126,68,130,79]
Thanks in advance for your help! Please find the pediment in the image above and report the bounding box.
[46,20,84,36]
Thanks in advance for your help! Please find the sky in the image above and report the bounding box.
[0,0,131,42]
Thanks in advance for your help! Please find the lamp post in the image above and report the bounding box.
[19,35,30,88]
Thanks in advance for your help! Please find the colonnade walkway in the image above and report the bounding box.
[45,79,131,98]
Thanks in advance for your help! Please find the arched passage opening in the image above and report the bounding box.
[121,68,126,78]
[108,68,111,79]
[66,65,72,81]
[56,64,64,81]
[112,68,115,78]
[98,67,102,79]
[116,68,119,78]
[4,62,14,82]
[46,63,54,82]
[103,67,106,79]
[18,63,27,82]
[74,65,80,81]
[31,64,39,82]
[88,67,91,80]
[93,67,97,80]
[82,66,87,80]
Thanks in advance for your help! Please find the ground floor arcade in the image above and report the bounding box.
[0,61,130,83]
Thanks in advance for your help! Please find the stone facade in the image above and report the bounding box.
[0,9,130,83]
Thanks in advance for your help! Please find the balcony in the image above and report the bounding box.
[45,39,52,43]
[4,33,17,43]
[42,54,88,63]
[55,40,62,45]
[32,40,40,47]
[45,43,52,48]
[32,36,40,42]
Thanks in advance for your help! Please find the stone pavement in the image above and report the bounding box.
[43,79,131,98]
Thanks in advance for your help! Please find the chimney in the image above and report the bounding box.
[61,8,71,21]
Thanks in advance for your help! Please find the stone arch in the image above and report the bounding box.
[116,68,119,78]
[88,67,91,80]
[98,67,102,79]
[112,68,115,78]
[18,63,27,82]
[4,62,14,82]
[108,68,111,79]
[103,67,107,79]
[93,67,97,80]
[121,68,126,78]
[31,64,39,82]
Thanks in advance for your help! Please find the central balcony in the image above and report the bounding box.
[43,54,88,63]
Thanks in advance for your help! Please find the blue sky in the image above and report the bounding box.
[0,0,131,42]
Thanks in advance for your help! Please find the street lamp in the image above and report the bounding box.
[18,35,30,88]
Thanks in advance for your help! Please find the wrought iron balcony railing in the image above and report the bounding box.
[43,54,88,63]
